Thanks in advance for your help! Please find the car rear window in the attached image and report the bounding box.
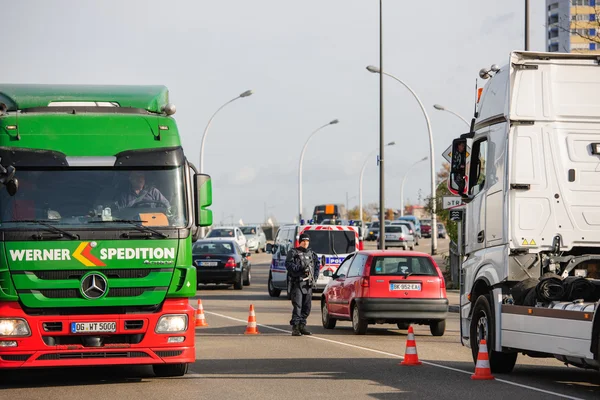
[193,242,234,254]
[386,226,404,233]
[369,256,437,276]
[207,229,234,238]
[304,230,356,254]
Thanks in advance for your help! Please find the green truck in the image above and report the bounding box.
[0,84,212,376]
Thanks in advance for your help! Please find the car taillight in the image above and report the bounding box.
[360,277,369,287]
[225,258,236,268]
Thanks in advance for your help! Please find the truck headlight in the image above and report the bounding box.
[155,314,188,333]
[0,319,31,337]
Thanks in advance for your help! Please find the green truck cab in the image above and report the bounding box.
[0,84,212,376]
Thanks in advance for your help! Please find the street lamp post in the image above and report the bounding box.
[298,119,339,221]
[433,104,470,128]
[366,65,438,255]
[359,142,395,226]
[199,89,253,173]
[400,156,428,217]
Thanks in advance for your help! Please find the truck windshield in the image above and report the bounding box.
[0,167,187,228]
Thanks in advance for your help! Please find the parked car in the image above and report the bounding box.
[205,226,248,251]
[375,225,415,250]
[365,220,391,241]
[437,223,447,239]
[192,240,252,290]
[396,216,422,238]
[421,223,432,238]
[240,225,267,253]
[390,220,419,246]
[321,250,448,335]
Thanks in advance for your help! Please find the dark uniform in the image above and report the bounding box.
[285,234,320,336]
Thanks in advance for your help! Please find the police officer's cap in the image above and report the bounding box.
[299,233,310,242]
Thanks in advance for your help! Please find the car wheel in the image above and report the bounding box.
[397,322,410,330]
[351,303,368,335]
[233,271,243,290]
[286,277,292,300]
[243,267,251,286]
[153,363,188,377]
[268,273,281,297]
[470,295,517,373]
[430,320,445,336]
[321,300,337,329]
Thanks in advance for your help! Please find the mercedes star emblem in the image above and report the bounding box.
[80,273,108,299]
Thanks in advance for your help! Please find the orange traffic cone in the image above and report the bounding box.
[400,326,422,366]
[195,299,208,327]
[471,339,495,380]
[244,304,259,335]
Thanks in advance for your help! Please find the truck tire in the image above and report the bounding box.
[268,273,281,297]
[153,363,188,377]
[470,295,517,373]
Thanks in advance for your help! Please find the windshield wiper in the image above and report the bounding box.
[88,219,168,239]
[14,220,80,240]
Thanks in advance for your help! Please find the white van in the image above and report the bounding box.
[266,224,359,299]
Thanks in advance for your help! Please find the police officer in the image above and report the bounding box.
[285,232,320,336]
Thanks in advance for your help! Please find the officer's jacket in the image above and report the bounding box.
[285,247,320,283]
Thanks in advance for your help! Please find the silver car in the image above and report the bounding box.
[376,225,415,250]
[240,225,267,253]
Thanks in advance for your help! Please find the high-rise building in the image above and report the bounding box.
[546,0,600,53]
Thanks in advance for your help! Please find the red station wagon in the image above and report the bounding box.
[321,250,448,335]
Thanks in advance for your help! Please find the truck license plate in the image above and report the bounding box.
[71,322,117,333]
[390,283,421,291]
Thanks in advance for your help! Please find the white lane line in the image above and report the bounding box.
[204,311,584,400]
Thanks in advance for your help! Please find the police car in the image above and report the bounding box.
[266,222,361,299]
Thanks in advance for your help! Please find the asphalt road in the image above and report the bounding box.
[1,238,599,399]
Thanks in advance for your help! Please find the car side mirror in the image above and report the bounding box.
[320,255,326,267]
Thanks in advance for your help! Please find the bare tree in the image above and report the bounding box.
[555,5,600,49]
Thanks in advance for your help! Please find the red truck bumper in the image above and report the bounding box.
[0,298,195,368]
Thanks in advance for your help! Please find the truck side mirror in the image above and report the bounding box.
[194,173,213,227]
[449,138,469,198]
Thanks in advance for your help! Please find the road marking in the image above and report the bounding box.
[204,311,585,400]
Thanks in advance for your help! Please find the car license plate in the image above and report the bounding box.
[71,322,117,333]
[198,261,218,266]
[390,283,421,291]
[385,234,396,239]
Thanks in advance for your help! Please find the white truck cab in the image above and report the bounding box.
[451,51,600,374]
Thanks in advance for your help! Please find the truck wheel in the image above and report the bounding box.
[352,304,368,335]
[153,363,188,377]
[268,273,281,297]
[470,295,517,373]
[430,320,445,336]
[322,300,337,329]
[397,322,410,330]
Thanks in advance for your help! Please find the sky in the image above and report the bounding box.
[4,0,545,225]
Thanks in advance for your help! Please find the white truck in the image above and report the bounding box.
[450,51,600,374]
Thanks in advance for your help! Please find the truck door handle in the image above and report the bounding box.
[477,231,485,243]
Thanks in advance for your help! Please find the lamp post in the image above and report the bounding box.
[400,156,428,217]
[366,65,438,255]
[359,142,396,226]
[199,90,253,173]
[433,104,470,128]
[298,119,339,221]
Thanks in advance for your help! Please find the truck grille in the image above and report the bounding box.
[155,350,183,358]
[43,322,63,332]
[1,354,32,361]
[124,320,144,330]
[37,351,149,360]
[31,269,168,280]
[33,287,163,299]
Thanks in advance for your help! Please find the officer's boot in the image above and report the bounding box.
[291,324,302,336]
[298,323,312,335]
